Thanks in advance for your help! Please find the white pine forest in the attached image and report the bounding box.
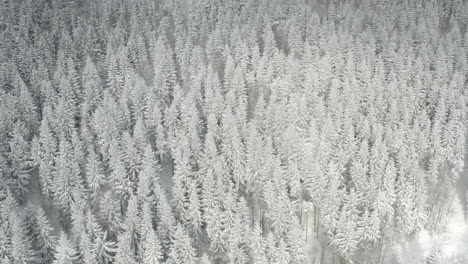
[0,0,467,263]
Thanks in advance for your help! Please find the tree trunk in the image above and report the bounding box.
[320,245,326,264]
[313,205,317,234]
[316,207,320,239]
[381,243,387,264]
[435,190,456,230]
[171,156,175,177]
[251,197,255,226]
[305,211,308,243]
[377,235,384,264]
[260,207,265,232]
[299,194,304,225]
[36,173,45,208]
[427,179,441,226]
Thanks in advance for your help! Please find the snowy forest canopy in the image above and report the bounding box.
[0,0,468,263]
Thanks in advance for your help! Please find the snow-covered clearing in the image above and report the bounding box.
[394,197,468,263]
[395,135,468,264]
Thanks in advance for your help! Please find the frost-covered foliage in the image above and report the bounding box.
[0,0,467,263]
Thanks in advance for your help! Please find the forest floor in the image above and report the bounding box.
[393,132,468,264]
[302,132,468,264]
[393,196,468,263]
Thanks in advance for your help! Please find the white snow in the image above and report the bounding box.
[394,190,468,263]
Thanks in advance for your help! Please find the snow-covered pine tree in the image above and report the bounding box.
[9,212,37,264]
[84,145,105,203]
[79,231,98,264]
[6,122,32,201]
[53,231,78,264]
[114,229,137,264]
[81,56,102,113]
[31,116,57,202]
[221,108,246,191]
[141,228,163,264]
[24,205,55,264]
[169,225,198,264]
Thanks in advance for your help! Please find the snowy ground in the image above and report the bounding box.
[394,197,468,264]
[395,133,468,264]
[300,187,468,263]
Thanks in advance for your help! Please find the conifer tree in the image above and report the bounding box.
[81,56,102,113]
[54,134,84,213]
[79,231,97,264]
[7,122,32,200]
[141,228,163,264]
[24,205,55,264]
[10,212,36,264]
[94,231,117,264]
[221,108,246,191]
[84,146,104,202]
[114,230,137,264]
[53,232,78,264]
[169,226,197,264]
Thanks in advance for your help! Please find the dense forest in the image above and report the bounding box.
[0,0,468,263]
